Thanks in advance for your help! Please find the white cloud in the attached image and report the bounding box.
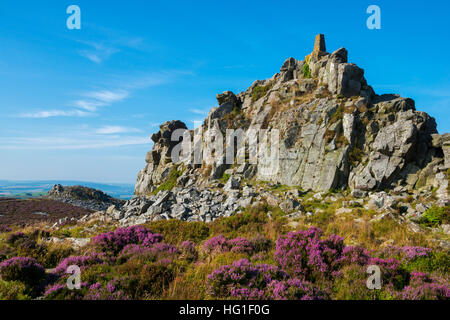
[72,100,106,112]
[0,135,150,150]
[17,71,190,119]
[95,126,141,135]
[78,42,119,64]
[189,108,210,115]
[71,89,129,112]
[19,109,91,118]
[78,51,102,64]
[83,89,129,104]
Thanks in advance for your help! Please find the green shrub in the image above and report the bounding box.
[418,206,449,227]
[302,63,311,78]
[270,184,294,193]
[220,173,231,184]
[404,251,450,274]
[43,284,88,300]
[328,103,344,125]
[0,244,15,263]
[210,210,269,238]
[447,168,450,193]
[145,220,210,245]
[309,210,334,227]
[152,165,183,195]
[349,147,364,166]
[0,257,46,296]
[252,84,272,102]
[117,260,174,299]
[332,265,389,300]
[81,264,115,284]
[0,280,30,300]
[43,246,75,269]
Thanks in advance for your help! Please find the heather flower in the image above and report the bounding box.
[80,280,131,300]
[180,240,198,261]
[106,280,116,293]
[92,226,163,255]
[89,282,102,291]
[0,226,12,233]
[409,272,432,283]
[118,242,179,264]
[54,253,104,275]
[334,246,371,267]
[43,282,89,300]
[229,287,265,300]
[156,258,173,266]
[274,227,345,280]
[118,244,153,262]
[401,246,432,261]
[202,235,230,254]
[0,257,46,288]
[207,259,288,299]
[401,283,450,300]
[202,235,271,256]
[377,245,432,263]
[250,235,272,253]
[44,283,66,296]
[368,257,409,289]
[401,272,450,300]
[229,237,254,254]
[267,278,328,300]
[150,243,180,255]
[6,232,27,246]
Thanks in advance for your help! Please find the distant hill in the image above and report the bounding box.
[0,180,134,200]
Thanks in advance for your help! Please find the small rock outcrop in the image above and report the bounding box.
[46,184,124,211]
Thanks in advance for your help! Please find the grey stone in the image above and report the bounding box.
[224,176,241,191]
[279,199,301,213]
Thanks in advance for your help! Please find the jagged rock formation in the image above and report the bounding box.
[135,120,187,196]
[134,35,448,196]
[46,184,124,212]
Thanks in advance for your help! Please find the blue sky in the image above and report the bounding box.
[0,0,449,183]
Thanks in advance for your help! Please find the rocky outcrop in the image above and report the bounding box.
[105,184,252,226]
[432,133,450,168]
[135,120,188,196]
[46,184,124,211]
[133,35,448,196]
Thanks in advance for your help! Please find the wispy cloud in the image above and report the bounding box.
[19,83,145,119]
[95,126,141,135]
[72,89,129,112]
[189,108,210,116]
[78,51,102,64]
[18,88,129,119]
[0,135,150,150]
[72,100,105,112]
[78,41,119,64]
[19,109,91,119]
[77,36,145,64]
[17,70,191,119]
[84,89,129,103]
